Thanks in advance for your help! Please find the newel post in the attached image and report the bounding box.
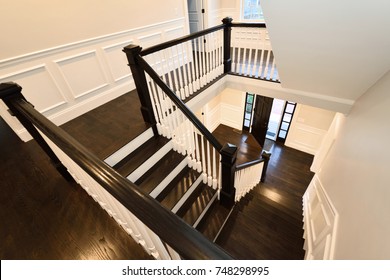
[123,44,157,135]
[220,143,237,208]
[260,150,271,182]
[222,17,233,73]
[0,82,73,182]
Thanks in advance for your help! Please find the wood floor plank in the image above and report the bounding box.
[0,117,152,260]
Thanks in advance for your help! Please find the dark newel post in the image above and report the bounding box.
[0,82,73,182]
[123,44,158,136]
[260,150,271,182]
[222,17,233,73]
[220,143,237,208]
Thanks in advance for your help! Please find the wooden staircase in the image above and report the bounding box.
[104,126,231,243]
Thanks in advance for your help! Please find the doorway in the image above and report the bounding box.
[242,93,297,146]
[251,95,274,147]
[187,0,205,33]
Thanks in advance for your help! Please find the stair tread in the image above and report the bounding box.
[177,183,216,226]
[197,201,231,241]
[113,135,170,177]
[156,167,200,210]
[135,150,185,194]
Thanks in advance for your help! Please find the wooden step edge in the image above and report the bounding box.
[104,127,154,166]
[149,158,188,199]
[192,192,218,228]
[127,140,173,183]
[213,204,236,243]
[171,175,203,214]
[114,136,170,175]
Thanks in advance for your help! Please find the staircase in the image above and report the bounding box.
[104,126,231,243]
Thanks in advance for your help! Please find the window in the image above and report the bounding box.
[242,93,255,131]
[242,0,264,21]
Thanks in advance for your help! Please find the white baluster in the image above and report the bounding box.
[207,141,212,186]
[179,43,190,98]
[167,47,181,98]
[263,48,271,79]
[192,38,201,91]
[194,128,202,172]
[173,45,186,100]
[212,147,218,189]
[185,41,196,95]
[200,36,207,86]
[200,134,207,183]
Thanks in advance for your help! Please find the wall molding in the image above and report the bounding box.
[303,175,339,259]
[0,18,187,141]
[0,17,186,69]
[285,122,327,155]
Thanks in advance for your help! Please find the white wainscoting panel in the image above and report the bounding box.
[0,64,67,113]
[220,103,243,130]
[55,51,109,99]
[303,175,338,259]
[205,104,221,132]
[164,26,185,41]
[0,18,187,141]
[102,40,133,83]
[285,123,327,155]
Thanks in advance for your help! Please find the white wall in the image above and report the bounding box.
[285,104,336,155]
[220,88,245,130]
[261,0,390,103]
[0,1,186,59]
[0,1,188,141]
[314,70,390,259]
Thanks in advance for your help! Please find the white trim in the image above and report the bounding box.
[104,128,154,167]
[149,158,188,198]
[127,141,173,183]
[0,17,186,68]
[303,175,339,259]
[193,191,217,228]
[171,175,203,214]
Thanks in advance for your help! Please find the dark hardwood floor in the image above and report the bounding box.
[0,91,152,260]
[0,89,314,260]
[213,126,314,259]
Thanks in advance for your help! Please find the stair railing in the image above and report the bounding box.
[0,82,232,260]
[230,22,279,81]
[124,17,272,208]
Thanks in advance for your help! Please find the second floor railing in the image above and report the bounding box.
[124,17,273,208]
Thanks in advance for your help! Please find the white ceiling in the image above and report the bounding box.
[261,0,390,103]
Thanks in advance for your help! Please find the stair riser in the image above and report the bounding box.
[104,128,153,166]
[149,158,188,198]
[127,141,173,182]
[171,175,203,214]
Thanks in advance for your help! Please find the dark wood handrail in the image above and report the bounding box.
[140,21,267,57]
[7,96,232,260]
[140,24,225,56]
[136,55,224,152]
[235,158,264,171]
[231,22,267,28]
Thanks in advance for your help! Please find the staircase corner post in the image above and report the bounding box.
[222,17,233,74]
[0,82,74,182]
[123,44,157,135]
[220,142,237,208]
[260,150,271,182]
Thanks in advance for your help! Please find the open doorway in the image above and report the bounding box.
[187,0,205,33]
[266,98,285,141]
